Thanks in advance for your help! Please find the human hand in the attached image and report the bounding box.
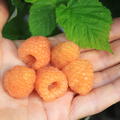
[14,18,120,120]
[0,1,120,120]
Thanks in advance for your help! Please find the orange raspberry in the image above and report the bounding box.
[51,41,80,69]
[35,66,68,101]
[18,36,51,70]
[3,66,36,98]
[62,59,94,95]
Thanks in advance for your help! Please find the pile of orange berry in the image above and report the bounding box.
[3,36,94,101]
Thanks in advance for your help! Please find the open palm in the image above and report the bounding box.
[0,1,120,120]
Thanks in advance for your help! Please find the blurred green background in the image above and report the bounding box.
[101,0,120,18]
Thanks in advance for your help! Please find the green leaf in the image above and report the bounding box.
[29,2,56,36]
[2,14,31,40]
[56,0,112,52]
[100,0,120,18]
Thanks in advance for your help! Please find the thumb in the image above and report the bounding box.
[0,38,24,78]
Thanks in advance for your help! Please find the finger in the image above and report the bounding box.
[0,38,29,120]
[0,0,9,33]
[0,39,28,108]
[28,92,47,120]
[70,77,120,120]
[44,91,74,120]
[81,39,120,71]
[94,64,120,88]
[0,38,27,100]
